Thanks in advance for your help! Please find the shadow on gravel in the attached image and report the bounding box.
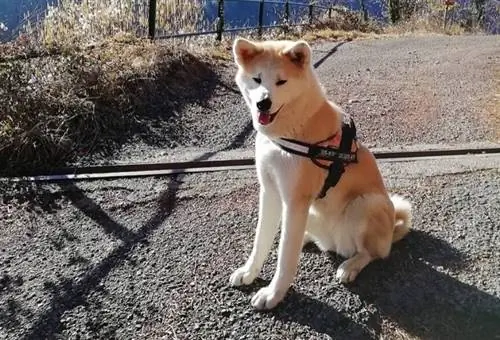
[60,182,136,241]
[266,230,499,339]
[0,298,34,331]
[273,289,374,339]
[313,41,349,69]
[21,183,177,340]
[130,56,224,149]
[234,278,373,338]
[0,182,62,213]
[20,118,255,338]
[349,230,499,339]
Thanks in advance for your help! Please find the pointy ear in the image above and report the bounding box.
[233,38,261,67]
[284,40,311,67]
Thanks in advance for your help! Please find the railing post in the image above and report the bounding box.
[284,0,290,33]
[216,0,224,41]
[308,2,314,25]
[148,0,157,39]
[443,3,450,30]
[328,6,332,19]
[360,0,368,22]
[258,0,265,38]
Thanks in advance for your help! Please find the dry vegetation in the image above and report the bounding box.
[21,0,204,46]
[0,0,494,175]
[0,36,219,175]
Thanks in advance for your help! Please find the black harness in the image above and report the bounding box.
[274,118,358,199]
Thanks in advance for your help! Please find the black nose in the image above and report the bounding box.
[256,98,272,112]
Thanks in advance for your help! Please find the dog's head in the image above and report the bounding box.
[233,38,315,136]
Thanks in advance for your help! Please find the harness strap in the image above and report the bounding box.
[273,118,358,199]
[277,137,357,164]
[317,118,357,198]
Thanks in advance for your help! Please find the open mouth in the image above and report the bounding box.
[258,105,283,126]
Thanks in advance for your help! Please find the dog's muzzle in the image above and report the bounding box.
[258,105,283,126]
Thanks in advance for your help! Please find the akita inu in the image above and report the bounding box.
[229,38,412,310]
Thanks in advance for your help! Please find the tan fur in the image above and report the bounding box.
[229,38,412,310]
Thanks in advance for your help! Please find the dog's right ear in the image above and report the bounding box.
[284,40,311,68]
[233,38,261,67]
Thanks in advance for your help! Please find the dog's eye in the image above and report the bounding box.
[253,77,262,84]
[276,80,287,86]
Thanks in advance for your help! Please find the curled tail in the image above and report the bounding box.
[390,194,412,243]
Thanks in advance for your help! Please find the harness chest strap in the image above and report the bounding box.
[273,118,358,199]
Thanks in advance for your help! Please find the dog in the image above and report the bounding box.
[229,38,412,310]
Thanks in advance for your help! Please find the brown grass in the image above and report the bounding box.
[22,0,203,47]
[0,37,217,175]
[384,16,467,36]
[382,0,480,36]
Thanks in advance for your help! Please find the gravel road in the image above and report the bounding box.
[89,34,500,166]
[1,154,499,339]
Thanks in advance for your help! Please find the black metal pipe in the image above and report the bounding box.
[148,0,157,39]
[5,147,500,180]
[258,0,265,37]
[216,0,225,41]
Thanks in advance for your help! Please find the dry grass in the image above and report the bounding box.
[0,37,217,175]
[301,28,374,42]
[22,0,203,47]
[382,0,487,36]
[0,0,211,175]
[384,16,467,36]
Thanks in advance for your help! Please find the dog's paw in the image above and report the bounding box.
[336,261,359,284]
[229,266,257,286]
[251,285,286,310]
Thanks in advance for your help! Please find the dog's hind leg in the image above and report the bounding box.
[230,186,281,286]
[336,252,373,283]
[336,195,394,284]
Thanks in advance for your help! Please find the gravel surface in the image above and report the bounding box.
[1,154,499,339]
[89,34,500,166]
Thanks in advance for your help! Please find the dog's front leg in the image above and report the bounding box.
[251,200,309,310]
[229,186,281,286]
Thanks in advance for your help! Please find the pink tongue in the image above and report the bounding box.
[258,112,271,125]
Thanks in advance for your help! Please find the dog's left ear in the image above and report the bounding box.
[233,38,262,67]
[284,40,311,67]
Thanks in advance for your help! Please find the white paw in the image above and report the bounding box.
[251,285,286,310]
[229,266,257,286]
[336,262,359,283]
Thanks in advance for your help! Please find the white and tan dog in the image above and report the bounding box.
[229,38,412,310]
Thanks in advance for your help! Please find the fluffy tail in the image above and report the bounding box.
[390,194,412,243]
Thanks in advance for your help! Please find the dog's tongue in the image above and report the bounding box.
[258,112,271,125]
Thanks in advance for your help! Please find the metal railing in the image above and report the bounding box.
[148,0,340,40]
